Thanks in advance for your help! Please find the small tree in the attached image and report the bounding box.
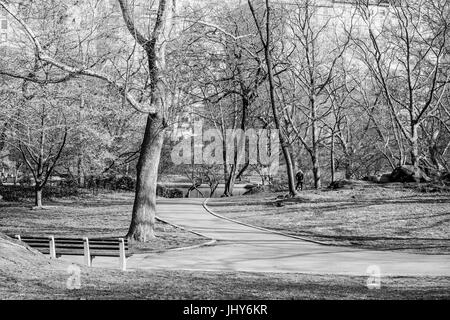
[5,86,68,208]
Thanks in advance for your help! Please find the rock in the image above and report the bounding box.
[379,174,391,183]
[328,180,355,189]
[363,175,377,182]
[390,165,430,183]
[368,175,384,183]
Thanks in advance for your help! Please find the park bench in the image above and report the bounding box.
[12,234,130,271]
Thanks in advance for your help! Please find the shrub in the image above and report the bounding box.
[156,185,183,198]
[0,185,79,202]
[43,186,79,198]
[18,176,32,186]
[115,176,136,191]
[0,191,21,202]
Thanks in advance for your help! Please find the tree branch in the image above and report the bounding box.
[0,1,155,114]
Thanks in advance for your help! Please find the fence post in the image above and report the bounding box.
[83,237,91,267]
[15,235,21,241]
[119,238,126,271]
[49,236,56,259]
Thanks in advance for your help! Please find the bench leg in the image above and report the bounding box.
[119,238,126,271]
[83,237,91,267]
[49,236,56,259]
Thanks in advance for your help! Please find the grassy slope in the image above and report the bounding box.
[0,192,207,253]
[208,183,450,254]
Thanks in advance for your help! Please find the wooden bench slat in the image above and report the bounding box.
[18,238,128,245]
[27,248,130,255]
[19,237,128,243]
[18,234,127,239]
[38,249,132,257]
[57,245,124,250]
[23,242,127,249]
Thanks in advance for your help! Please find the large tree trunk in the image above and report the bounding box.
[311,152,321,189]
[222,135,231,197]
[35,185,43,208]
[224,164,237,196]
[77,156,85,187]
[344,160,352,180]
[283,149,298,196]
[13,165,19,186]
[236,161,249,182]
[127,113,165,242]
[224,93,249,197]
[330,132,335,184]
[257,0,297,197]
[0,123,6,152]
[410,124,420,172]
[310,128,321,189]
[339,143,355,180]
[122,0,174,241]
[310,95,322,189]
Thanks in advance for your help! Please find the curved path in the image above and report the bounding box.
[96,199,450,276]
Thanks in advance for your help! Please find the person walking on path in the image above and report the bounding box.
[296,169,304,191]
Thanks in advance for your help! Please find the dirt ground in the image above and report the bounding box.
[208,183,450,254]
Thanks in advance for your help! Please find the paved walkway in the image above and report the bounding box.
[86,198,450,276]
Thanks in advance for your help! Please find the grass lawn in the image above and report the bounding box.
[3,269,450,300]
[0,191,208,253]
[208,183,450,254]
[1,233,448,300]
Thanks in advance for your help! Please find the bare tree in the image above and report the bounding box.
[180,4,268,196]
[248,0,298,196]
[0,0,178,241]
[353,0,450,174]
[1,84,69,208]
[277,0,353,188]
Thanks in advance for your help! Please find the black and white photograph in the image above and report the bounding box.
[0,0,449,310]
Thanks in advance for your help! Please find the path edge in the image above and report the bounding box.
[203,198,331,246]
[155,216,217,252]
